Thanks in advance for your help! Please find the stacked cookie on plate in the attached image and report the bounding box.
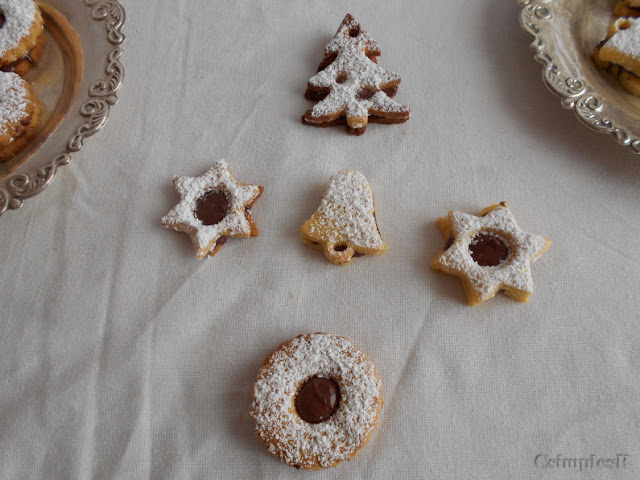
[592,0,640,96]
[0,0,45,160]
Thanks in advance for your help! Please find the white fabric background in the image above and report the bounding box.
[1,0,640,478]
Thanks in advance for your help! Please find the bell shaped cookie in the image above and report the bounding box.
[301,169,386,265]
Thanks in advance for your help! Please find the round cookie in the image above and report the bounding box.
[250,333,383,470]
[0,71,40,160]
[0,0,44,67]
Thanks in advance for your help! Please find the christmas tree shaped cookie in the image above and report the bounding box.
[302,14,410,135]
[301,170,386,265]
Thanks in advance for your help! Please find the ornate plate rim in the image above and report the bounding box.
[0,0,125,216]
[518,0,640,154]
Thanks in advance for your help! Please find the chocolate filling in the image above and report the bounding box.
[444,235,454,250]
[194,190,228,226]
[358,86,376,100]
[295,376,340,424]
[469,232,509,267]
[214,236,227,248]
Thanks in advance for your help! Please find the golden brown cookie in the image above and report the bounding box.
[250,333,383,470]
[0,0,44,67]
[161,160,263,258]
[0,72,40,160]
[302,14,409,135]
[301,169,386,265]
[599,17,640,77]
[592,16,640,96]
[1,30,45,76]
[431,202,551,306]
[614,0,640,18]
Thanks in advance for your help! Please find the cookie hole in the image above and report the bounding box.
[194,190,229,226]
[616,18,633,30]
[357,87,376,100]
[295,376,340,424]
[349,25,360,37]
[335,71,348,84]
[334,244,348,252]
[469,231,510,267]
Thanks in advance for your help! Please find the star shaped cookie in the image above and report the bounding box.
[161,160,263,258]
[431,202,551,305]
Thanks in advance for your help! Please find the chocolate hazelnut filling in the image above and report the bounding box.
[295,376,340,424]
[357,87,376,100]
[444,235,454,250]
[214,236,227,248]
[469,232,509,267]
[194,190,228,226]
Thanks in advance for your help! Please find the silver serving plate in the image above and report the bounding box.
[0,0,124,216]
[519,0,640,153]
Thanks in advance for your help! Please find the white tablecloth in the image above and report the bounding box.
[2,0,640,478]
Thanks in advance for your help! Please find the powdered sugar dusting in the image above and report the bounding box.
[324,14,380,57]
[602,17,640,71]
[250,333,382,469]
[305,14,409,127]
[0,0,38,57]
[304,170,385,251]
[161,160,262,257]
[434,204,550,302]
[0,71,30,138]
[308,52,407,122]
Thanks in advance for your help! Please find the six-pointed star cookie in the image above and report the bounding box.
[431,202,551,305]
[161,160,263,258]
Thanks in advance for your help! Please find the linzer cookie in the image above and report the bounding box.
[593,15,640,96]
[250,333,383,470]
[431,202,551,306]
[161,160,263,258]
[302,14,409,135]
[599,17,640,77]
[0,72,40,160]
[0,0,44,161]
[613,0,640,18]
[0,0,45,74]
[301,169,386,265]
